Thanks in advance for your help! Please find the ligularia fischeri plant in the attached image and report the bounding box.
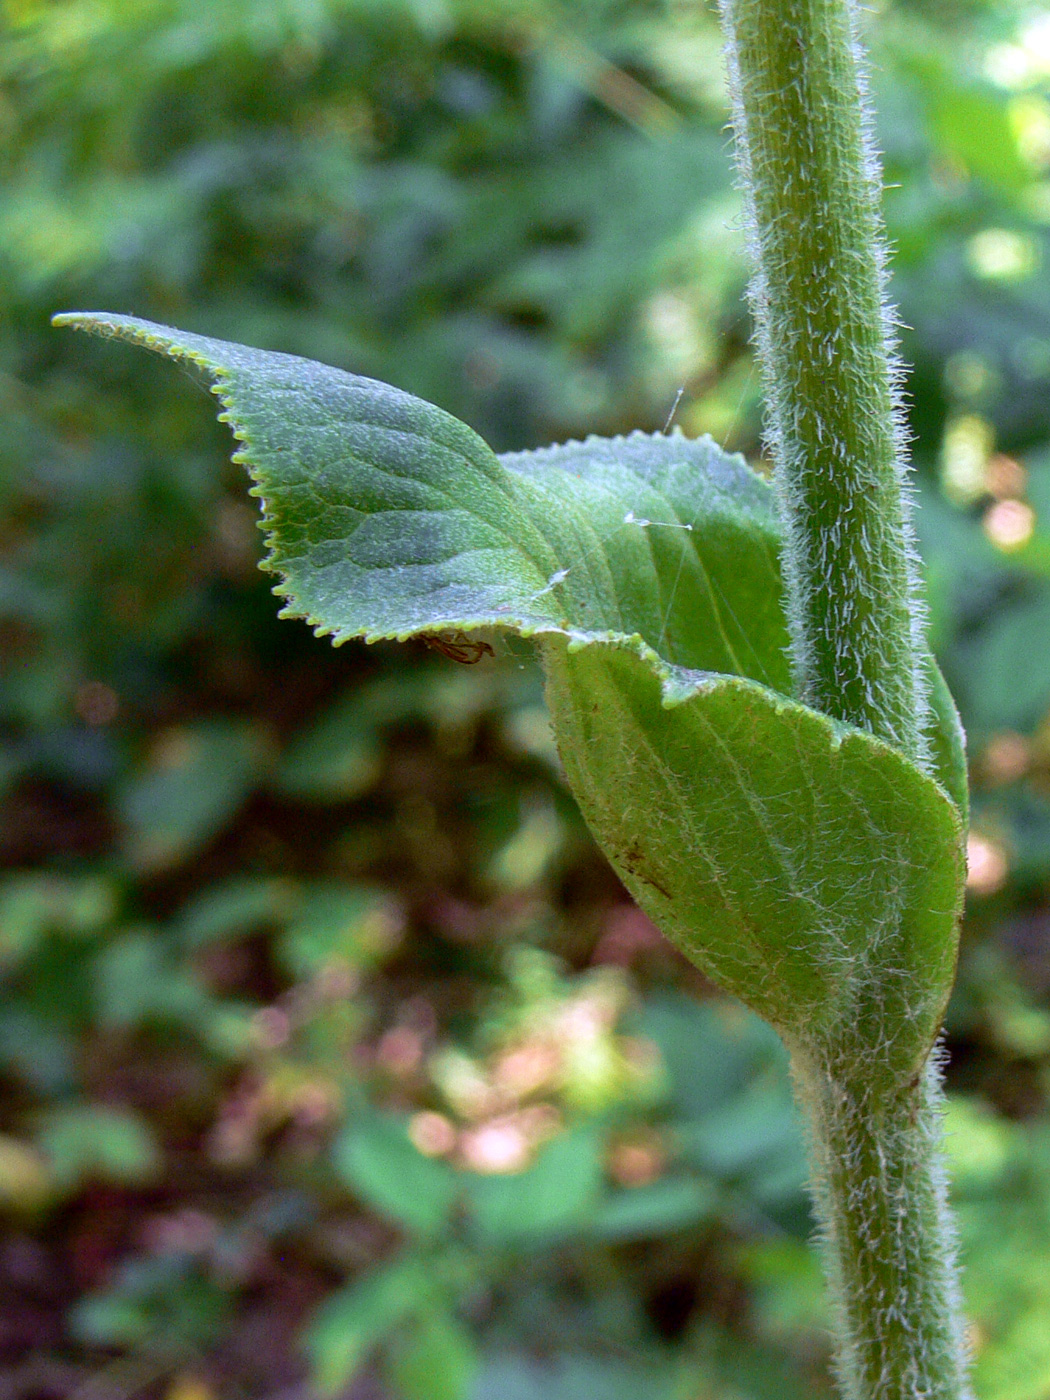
[56,0,974,1395]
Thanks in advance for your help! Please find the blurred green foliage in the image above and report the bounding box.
[4,0,1050,1396]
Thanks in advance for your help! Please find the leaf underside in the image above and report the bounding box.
[55,313,967,1072]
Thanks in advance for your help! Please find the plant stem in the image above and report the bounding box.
[716,2,971,1395]
[790,1049,971,1400]
[718,0,928,762]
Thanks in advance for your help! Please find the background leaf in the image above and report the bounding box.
[333,1115,459,1238]
[466,1126,604,1245]
[305,1255,428,1397]
[388,1307,480,1400]
[37,1105,160,1191]
[117,719,268,872]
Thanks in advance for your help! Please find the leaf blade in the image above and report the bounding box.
[53,313,791,687]
[543,640,964,1084]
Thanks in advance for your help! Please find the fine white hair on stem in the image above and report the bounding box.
[717,0,932,769]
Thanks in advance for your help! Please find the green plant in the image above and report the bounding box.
[54,0,974,1395]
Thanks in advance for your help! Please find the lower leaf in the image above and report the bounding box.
[542,638,964,1087]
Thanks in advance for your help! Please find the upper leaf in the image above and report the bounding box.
[52,313,791,690]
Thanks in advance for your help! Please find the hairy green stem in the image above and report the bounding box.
[718,0,928,761]
[716,1,970,1396]
[791,1049,971,1400]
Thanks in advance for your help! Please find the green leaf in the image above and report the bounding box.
[273,689,383,802]
[926,654,969,826]
[496,434,791,688]
[37,1105,160,1191]
[677,1083,803,1181]
[543,641,964,1086]
[474,1354,680,1400]
[70,1255,231,1353]
[640,995,785,1120]
[587,1176,717,1242]
[0,873,116,971]
[116,718,267,873]
[333,1115,459,1238]
[305,1255,427,1398]
[52,312,966,812]
[53,316,967,1079]
[71,1294,152,1349]
[927,75,1031,195]
[466,1126,603,1245]
[175,876,297,948]
[959,586,1050,735]
[280,885,402,979]
[0,1007,75,1096]
[51,314,791,688]
[94,929,213,1032]
[388,1307,480,1400]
